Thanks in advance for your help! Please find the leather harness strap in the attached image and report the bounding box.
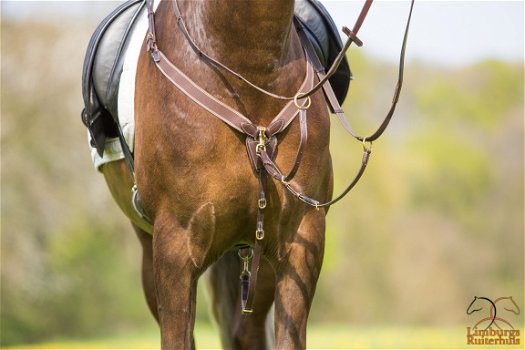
[169,0,370,102]
[141,0,414,314]
[153,51,315,140]
[261,0,415,209]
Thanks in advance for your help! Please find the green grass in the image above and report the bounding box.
[4,323,524,349]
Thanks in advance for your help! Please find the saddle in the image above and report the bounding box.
[81,0,146,156]
[81,0,352,156]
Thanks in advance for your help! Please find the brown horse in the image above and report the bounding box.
[102,0,332,348]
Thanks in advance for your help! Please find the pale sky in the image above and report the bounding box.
[323,0,524,66]
[1,0,524,67]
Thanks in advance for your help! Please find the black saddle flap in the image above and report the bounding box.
[81,0,145,154]
[82,0,145,120]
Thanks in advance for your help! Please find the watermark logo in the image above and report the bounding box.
[466,296,521,346]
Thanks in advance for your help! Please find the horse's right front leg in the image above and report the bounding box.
[153,218,198,349]
[273,209,326,349]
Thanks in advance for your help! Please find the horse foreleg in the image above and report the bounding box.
[153,220,199,349]
[207,250,276,350]
[273,209,325,349]
[152,203,217,349]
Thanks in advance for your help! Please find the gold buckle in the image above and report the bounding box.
[256,127,267,154]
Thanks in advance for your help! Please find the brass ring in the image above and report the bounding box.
[256,229,265,240]
[294,93,312,110]
[238,248,253,260]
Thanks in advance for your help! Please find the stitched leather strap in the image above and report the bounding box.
[283,109,308,183]
[170,0,372,101]
[258,143,372,208]
[153,50,314,139]
[294,0,414,143]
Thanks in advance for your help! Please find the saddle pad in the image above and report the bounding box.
[90,0,160,170]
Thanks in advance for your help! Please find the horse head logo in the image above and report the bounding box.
[467,296,496,330]
[496,296,520,315]
[467,296,521,330]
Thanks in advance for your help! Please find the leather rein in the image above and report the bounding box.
[136,0,414,314]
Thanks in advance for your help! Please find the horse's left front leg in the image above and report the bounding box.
[273,209,326,349]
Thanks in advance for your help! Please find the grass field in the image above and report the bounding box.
[5,323,524,349]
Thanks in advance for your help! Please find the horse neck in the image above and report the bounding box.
[180,0,298,79]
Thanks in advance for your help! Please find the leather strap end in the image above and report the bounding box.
[151,49,161,63]
[343,26,363,47]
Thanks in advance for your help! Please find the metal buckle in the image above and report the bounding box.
[256,127,267,154]
[238,248,253,278]
[238,247,254,315]
[258,198,267,209]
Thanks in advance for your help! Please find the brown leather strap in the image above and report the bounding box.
[169,0,373,101]
[283,109,308,183]
[153,50,314,139]
[240,167,266,315]
[155,51,255,135]
[323,0,415,143]
[362,0,414,143]
[347,0,373,46]
[259,143,373,209]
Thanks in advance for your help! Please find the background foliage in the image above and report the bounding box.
[1,8,523,348]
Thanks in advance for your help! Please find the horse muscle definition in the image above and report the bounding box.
[102,1,331,348]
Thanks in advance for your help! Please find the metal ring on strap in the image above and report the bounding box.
[294,93,312,110]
